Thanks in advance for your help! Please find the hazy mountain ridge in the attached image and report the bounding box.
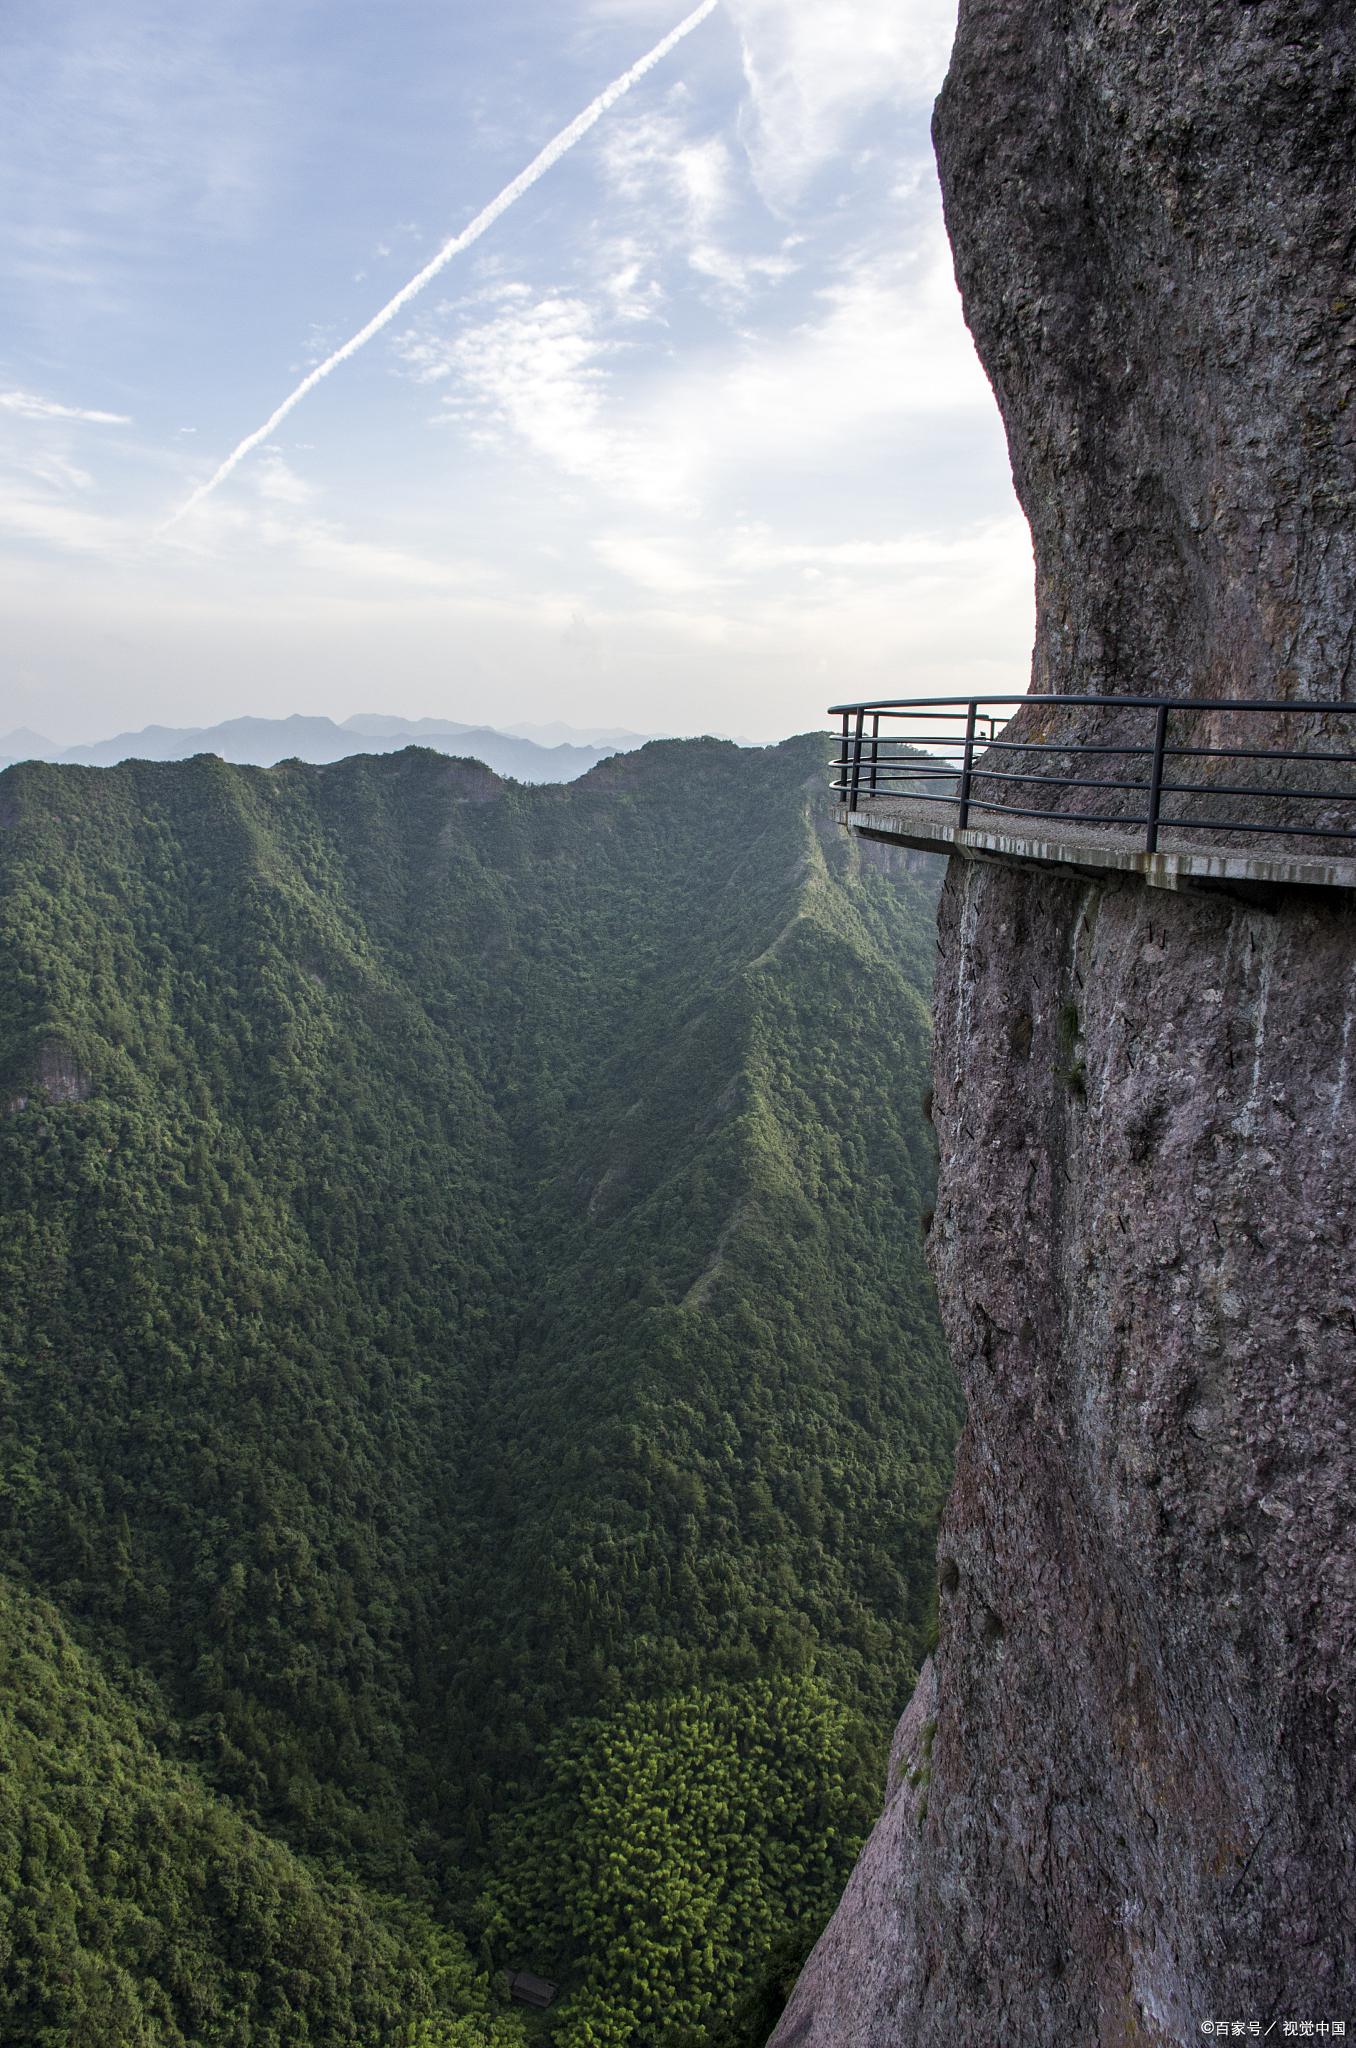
[0,736,954,2046]
[0,713,651,783]
[342,714,657,749]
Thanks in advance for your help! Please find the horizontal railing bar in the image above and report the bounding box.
[968,767,1151,794]
[973,738,1154,757]
[846,734,1356,766]
[833,770,1356,798]
[854,742,1123,759]
[1162,743,1356,767]
[968,768,1356,801]
[1155,814,1356,842]
[828,693,1356,715]
[835,782,962,798]
[843,745,983,761]
[836,772,1355,808]
[969,738,1356,767]
[837,791,1356,843]
[827,758,961,776]
[1155,778,1355,802]
[846,750,1138,769]
[823,778,950,794]
[827,778,954,794]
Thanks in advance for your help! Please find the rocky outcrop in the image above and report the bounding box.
[935,0,1355,718]
[778,870,1355,2045]
[772,3,1355,2042]
[5,1039,92,1116]
[770,1660,938,2047]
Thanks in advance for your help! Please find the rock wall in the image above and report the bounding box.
[771,2,1356,2041]
[935,0,1355,714]
[777,868,1355,2045]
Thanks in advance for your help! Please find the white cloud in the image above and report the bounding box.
[0,388,130,425]
[598,100,733,236]
[23,452,95,493]
[699,238,991,445]
[725,0,958,201]
[254,453,313,506]
[725,520,1025,578]
[398,291,627,483]
[397,223,990,521]
[590,91,803,309]
[588,513,1032,658]
[686,241,796,292]
[0,485,136,556]
[270,525,493,594]
[599,247,667,323]
[0,440,496,607]
[593,532,717,592]
[154,464,496,598]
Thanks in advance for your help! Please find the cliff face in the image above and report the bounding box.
[779,872,1355,2045]
[936,0,1355,711]
[772,3,1355,2041]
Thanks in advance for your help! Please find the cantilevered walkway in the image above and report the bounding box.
[831,695,1356,893]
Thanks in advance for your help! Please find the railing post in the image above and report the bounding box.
[849,709,865,813]
[869,712,880,796]
[956,700,979,830]
[1145,700,1170,852]
[837,711,850,804]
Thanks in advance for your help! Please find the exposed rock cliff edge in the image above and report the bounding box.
[772,2,1355,2039]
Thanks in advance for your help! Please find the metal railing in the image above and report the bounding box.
[830,695,1356,854]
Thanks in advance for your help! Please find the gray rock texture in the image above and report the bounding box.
[771,1659,938,2048]
[771,2,1356,2041]
[936,0,1355,720]
[934,871,1356,2028]
[3,1039,92,1117]
[776,871,1356,2046]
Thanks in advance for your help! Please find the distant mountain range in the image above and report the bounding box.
[0,713,660,783]
[343,713,656,750]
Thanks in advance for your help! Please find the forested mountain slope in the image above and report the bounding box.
[0,736,956,2047]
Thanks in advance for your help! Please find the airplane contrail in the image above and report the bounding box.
[160,0,719,532]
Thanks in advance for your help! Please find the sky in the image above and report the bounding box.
[0,0,1034,747]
